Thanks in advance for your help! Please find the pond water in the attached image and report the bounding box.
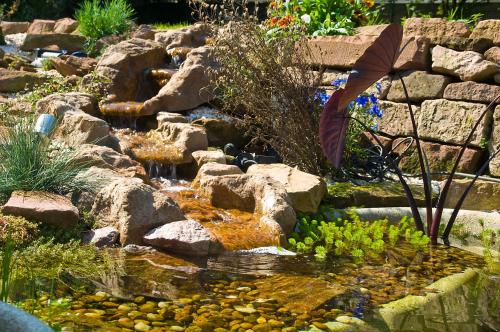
[17,241,499,332]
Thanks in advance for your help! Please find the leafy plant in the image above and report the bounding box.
[153,21,190,30]
[41,58,54,71]
[75,0,135,54]
[319,23,500,245]
[0,116,94,200]
[288,208,428,260]
[266,0,378,36]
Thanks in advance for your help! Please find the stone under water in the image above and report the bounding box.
[100,101,145,117]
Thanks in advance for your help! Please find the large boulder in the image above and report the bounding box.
[386,70,451,102]
[442,179,500,210]
[192,162,243,186]
[485,46,500,64]
[470,19,500,45]
[196,173,296,236]
[90,178,185,245]
[246,164,327,213]
[53,18,79,34]
[20,33,86,53]
[142,46,215,114]
[1,191,79,228]
[0,69,44,93]
[154,23,210,50]
[156,122,208,163]
[431,45,498,82]
[490,106,500,177]
[50,55,97,77]
[131,24,156,40]
[191,113,246,148]
[417,99,492,147]
[443,82,500,104]
[192,150,226,169]
[144,219,222,256]
[96,38,166,102]
[376,101,420,137]
[0,21,30,35]
[27,19,55,34]
[75,144,147,180]
[392,138,484,174]
[304,35,430,70]
[36,92,99,117]
[52,111,113,147]
[403,17,471,44]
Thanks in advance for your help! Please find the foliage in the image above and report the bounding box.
[75,0,135,54]
[41,58,54,72]
[0,214,39,246]
[0,0,78,21]
[288,208,429,260]
[266,0,378,36]
[0,116,94,200]
[153,21,190,30]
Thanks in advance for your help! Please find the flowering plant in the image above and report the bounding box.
[316,78,382,166]
[266,0,376,36]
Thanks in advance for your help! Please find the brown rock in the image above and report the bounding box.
[154,23,210,50]
[484,46,500,65]
[53,18,79,34]
[305,35,429,70]
[470,19,500,45]
[418,99,492,147]
[27,19,56,34]
[51,55,97,77]
[131,25,156,40]
[96,38,166,102]
[376,100,420,137]
[83,226,119,247]
[157,122,209,163]
[1,191,79,228]
[246,163,327,213]
[192,162,243,186]
[191,114,246,148]
[489,106,500,177]
[387,70,451,102]
[20,33,86,53]
[443,82,500,104]
[36,92,99,117]
[0,68,44,93]
[0,21,30,35]
[144,219,222,256]
[142,46,215,114]
[191,150,226,169]
[443,179,500,210]
[355,24,389,36]
[360,132,393,151]
[392,138,484,174]
[403,17,471,43]
[424,36,492,52]
[52,111,113,147]
[157,112,188,125]
[431,45,498,82]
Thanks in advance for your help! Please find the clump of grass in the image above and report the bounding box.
[75,0,135,54]
[153,21,190,30]
[0,117,94,201]
[41,58,54,71]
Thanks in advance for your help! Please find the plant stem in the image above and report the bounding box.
[348,116,425,232]
[432,95,499,243]
[442,148,500,240]
[398,73,433,238]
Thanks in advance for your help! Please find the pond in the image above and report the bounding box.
[16,241,499,332]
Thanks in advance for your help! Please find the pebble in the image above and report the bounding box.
[234,306,257,314]
[134,321,151,331]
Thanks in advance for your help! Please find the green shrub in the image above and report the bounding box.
[75,0,135,53]
[266,0,378,36]
[0,117,94,200]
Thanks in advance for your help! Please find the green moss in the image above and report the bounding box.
[153,22,190,30]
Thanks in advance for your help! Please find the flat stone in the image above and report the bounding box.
[53,18,78,34]
[246,163,327,213]
[0,21,30,35]
[392,138,484,174]
[0,68,44,93]
[192,115,246,148]
[144,219,221,256]
[404,17,471,44]
[27,19,55,34]
[484,46,500,64]
[20,33,86,53]
[421,36,492,52]
[376,101,420,137]
[1,191,79,227]
[443,82,500,104]
[193,162,243,186]
[157,112,188,125]
[304,35,429,70]
[470,19,500,45]
[192,150,226,169]
[442,179,500,210]
[83,226,119,247]
[418,99,492,147]
[50,55,97,77]
[431,45,498,82]
[489,106,500,177]
[387,70,451,102]
[36,92,99,117]
[53,111,113,147]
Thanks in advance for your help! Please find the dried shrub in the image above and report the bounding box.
[211,21,328,175]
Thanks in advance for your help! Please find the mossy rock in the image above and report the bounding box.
[326,181,436,208]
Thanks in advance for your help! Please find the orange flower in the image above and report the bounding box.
[363,0,375,8]
[278,15,294,27]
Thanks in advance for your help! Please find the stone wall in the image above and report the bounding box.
[307,18,500,177]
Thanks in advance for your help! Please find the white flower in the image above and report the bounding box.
[301,14,311,24]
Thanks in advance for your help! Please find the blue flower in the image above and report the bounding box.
[370,104,383,118]
[372,123,379,131]
[375,82,382,93]
[369,94,377,104]
[355,95,369,107]
[314,90,329,107]
[331,78,347,88]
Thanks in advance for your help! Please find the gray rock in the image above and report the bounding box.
[443,81,500,104]
[376,101,420,137]
[387,70,451,102]
[83,226,119,247]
